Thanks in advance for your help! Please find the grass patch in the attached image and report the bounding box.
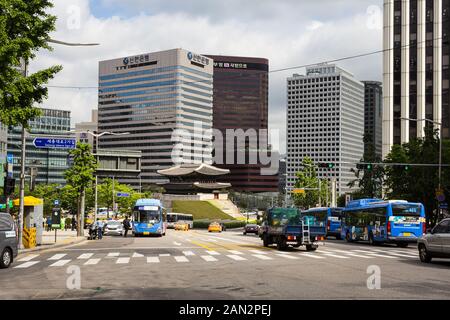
[172,200,234,220]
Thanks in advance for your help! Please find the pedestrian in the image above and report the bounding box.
[95,219,104,239]
[72,218,77,232]
[60,216,66,231]
[46,216,52,232]
[123,216,131,238]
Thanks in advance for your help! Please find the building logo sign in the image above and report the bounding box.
[123,57,129,65]
[214,62,248,69]
[187,52,210,66]
[122,54,150,66]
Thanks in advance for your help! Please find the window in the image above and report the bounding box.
[433,220,450,234]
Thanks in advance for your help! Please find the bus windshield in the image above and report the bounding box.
[167,214,176,223]
[134,207,161,224]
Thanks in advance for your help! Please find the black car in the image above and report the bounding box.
[243,224,259,235]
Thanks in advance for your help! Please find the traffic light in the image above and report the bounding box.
[319,163,335,169]
[357,163,373,171]
[3,177,15,196]
[403,165,410,171]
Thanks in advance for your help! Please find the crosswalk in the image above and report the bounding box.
[13,247,419,269]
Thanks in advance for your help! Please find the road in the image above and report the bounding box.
[1,228,449,299]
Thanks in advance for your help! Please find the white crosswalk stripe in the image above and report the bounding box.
[116,257,130,264]
[252,254,273,260]
[132,252,144,258]
[17,254,39,262]
[227,250,243,255]
[201,255,218,262]
[49,259,71,267]
[84,259,100,265]
[227,255,247,261]
[352,250,397,259]
[275,253,300,260]
[183,251,195,256]
[107,252,120,257]
[77,253,94,260]
[320,251,349,259]
[325,249,374,259]
[174,256,189,263]
[206,250,220,255]
[48,253,67,261]
[147,257,160,263]
[14,261,40,268]
[302,253,325,259]
[159,253,171,257]
[249,250,269,255]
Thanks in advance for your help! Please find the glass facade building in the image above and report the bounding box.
[363,81,383,157]
[7,108,72,185]
[98,49,214,185]
[205,55,279,193]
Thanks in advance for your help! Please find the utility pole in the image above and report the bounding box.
[318,179,321,207]
[94,175,98,223]
[112,175,115,218]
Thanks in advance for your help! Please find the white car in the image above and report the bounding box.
[104,220,124,236]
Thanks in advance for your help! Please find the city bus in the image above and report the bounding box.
[341,199,426,247]
[167,213,194,229]
[132,199,167,237]
[301,207,344,240]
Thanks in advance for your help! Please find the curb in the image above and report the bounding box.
[18,237,87,255]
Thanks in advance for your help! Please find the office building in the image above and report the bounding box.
[7,108,73,185]
[363,81,383,157]
[286,64,365,195]
[75,109,98,152]
[98,49,214,186]
[383,0,450,157]
[278,156,287,193]
[205,55,279,193]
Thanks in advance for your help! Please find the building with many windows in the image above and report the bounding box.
[286,64,365,196]
[383,0,450,157]
[363,81,383,157]
[7,108,73,185]
[97,49,214,186]
[205,55,279,193]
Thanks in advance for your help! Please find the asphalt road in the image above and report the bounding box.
[1,229,449,300]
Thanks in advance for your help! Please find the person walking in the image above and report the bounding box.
[123,216,131,238]
[46,216,52,232]
[95,219,104,240]
[60,216,66,231]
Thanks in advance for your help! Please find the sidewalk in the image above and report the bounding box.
[19,229,88,254]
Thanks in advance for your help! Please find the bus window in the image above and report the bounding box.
[391,204,421,224]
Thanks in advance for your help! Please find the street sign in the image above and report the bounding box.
[116,192,130,197]
[33,138,76,149]
[439,202,448,209]
[6,154,13,164]
[292,189,305,194]
[54,200,60,206]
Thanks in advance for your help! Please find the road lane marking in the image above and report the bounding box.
[301,253,325,259]
[325,249,374,259]
[147,257,160,263]
[159,253,171,257]
[249,250,268,255]
[14,261,40,268]
[116,257,130,264]
[275,254,300,260]
[206,250,220,255]
[49,259,71,267]
[182,251,195,256]
[227,255,247,261]
[77,253,94,260]
[84,259,100,265]
[352,250,397,259]
[319,251,349,259]
[17,254,39,262]
[173,241,182,246]
[132,252,144,258]
[252,254,273,260]
[107,252,120,257]
[227,250,243,255]
[47,254,67,261]
[174,256,189,263]
[201,255,218,262]
[204,235,245,244]
[190,240,215,251]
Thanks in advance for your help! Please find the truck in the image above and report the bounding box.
[258,207,327,251]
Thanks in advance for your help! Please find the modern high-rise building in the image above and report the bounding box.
[363,81,383,157]
[98,49,214,186]
[204,55,278,193]
[7,108,73,185]
[75,109,98,152]
[383,0,450,157]
[286,64,365,196]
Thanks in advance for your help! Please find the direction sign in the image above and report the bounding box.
[292,189,305,194]
[54,200,60,206]
[33,138,76,149]
[116,193,130,197]
[6,154,13,164]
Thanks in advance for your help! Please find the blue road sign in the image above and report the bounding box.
[439,203,448,209]
[33,138,76,149]
[6,154,13,164]
[116,193,130,197]
[54,200,60,206]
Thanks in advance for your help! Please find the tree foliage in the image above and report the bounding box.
[0,0,62,126]
[292,157,329,209]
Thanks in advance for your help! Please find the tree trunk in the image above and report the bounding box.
[79,187,86,236]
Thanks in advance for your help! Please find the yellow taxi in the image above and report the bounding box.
[208,222,222,233]
[174,222,189,231]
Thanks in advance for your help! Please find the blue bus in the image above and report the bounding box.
[301,207,343,239]
[341,199,426,247]
[132,199,167,237]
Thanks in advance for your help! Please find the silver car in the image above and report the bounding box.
[104,220,124,236]
[0,212,18,269]
[418,218,450,263]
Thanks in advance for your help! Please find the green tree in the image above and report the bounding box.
[292,157,329,209]
[64,143,97,235]
[348,134,384,199]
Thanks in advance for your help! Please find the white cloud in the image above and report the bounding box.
[30,0,383,153]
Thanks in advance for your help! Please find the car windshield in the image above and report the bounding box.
[107,221,121,226]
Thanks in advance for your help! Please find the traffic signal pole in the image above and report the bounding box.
[18,125,26,250]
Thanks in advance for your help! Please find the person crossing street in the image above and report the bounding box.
[123,216,131,238]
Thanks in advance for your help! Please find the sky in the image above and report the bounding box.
[31,0,384,154]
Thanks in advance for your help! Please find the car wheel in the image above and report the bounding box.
[243,232,247,235]
[276,238,287,251]
[0,248,12,269]
[419,244,432,263]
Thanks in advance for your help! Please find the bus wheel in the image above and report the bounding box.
[368,234,375,246]
[397,242,409,248]
[345,232,352,242]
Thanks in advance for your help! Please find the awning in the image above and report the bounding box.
[13,196,44,207]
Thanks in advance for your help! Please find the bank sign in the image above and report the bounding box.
[187,52,210,66]
[213,61,248,69]
[123,54,150,66]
